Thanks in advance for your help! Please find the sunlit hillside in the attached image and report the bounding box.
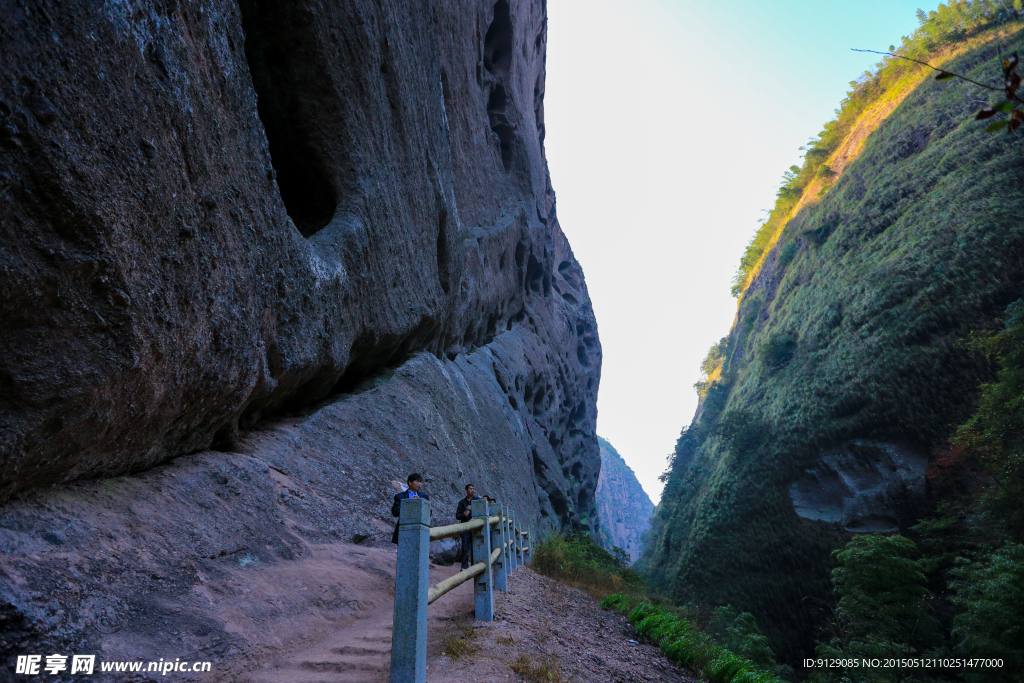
[732,4,1024,300]
[643,3,1024,673]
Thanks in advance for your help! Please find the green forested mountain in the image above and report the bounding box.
[642,7,1024,674]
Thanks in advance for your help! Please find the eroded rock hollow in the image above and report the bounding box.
[0,0,601,666]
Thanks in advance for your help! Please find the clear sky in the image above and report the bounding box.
[543,0,938,503]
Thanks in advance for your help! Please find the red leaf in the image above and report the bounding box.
[1006,72,1022,93]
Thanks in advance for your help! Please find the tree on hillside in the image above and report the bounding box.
[811,535,941,683]
[951,543,1024,682]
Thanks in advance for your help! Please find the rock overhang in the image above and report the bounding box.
[788,440,929,533]
[0,0,604,664]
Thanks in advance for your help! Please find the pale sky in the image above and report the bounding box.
[544,0,935,503]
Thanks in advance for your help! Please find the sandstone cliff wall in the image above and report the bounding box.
[595,437,653,563]
[0,0,601,668]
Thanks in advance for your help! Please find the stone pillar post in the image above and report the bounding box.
[499,506,509,573]
[507,508,518,570]
[389,497,430,683]
[511,519,519,567]
[471,499,493,620]
[490,503,508,592]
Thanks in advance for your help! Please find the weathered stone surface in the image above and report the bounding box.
[0,0,601,667]
[788,440,928,533]
[595,436,654,563]
[0,0,600,516]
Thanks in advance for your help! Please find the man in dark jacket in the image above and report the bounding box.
[455,484,479,569]
[391,473,429,544]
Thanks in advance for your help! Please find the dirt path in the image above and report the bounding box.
[239,551,693,683]
[247,559,474,683]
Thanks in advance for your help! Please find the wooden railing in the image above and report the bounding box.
[389,498,532,682]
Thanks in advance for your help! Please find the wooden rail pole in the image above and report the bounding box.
[523,528,531,566]
[389,498,430,683]
[490,503,508,592]
[471,499,494,620]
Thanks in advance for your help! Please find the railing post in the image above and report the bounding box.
[503,508,514,608]
[490,503,508,592]
[500,507,510,573]
[389,498,431,683]
[523,528,531,566]
[515,513,522,569]
[507,508,518,570]
[512,519,519,568]
[471,499,493,620]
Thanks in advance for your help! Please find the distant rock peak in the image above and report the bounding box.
[594,436,653,563]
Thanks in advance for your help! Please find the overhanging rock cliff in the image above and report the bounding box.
[0,0,601,666]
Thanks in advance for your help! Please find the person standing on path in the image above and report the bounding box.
[455,484,479,569]
[391,473,429,544]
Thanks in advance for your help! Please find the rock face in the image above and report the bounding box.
[595,437,653,563]
[0,0,601,669]
[788,440,928,533]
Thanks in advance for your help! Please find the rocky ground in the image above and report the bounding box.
[425,568,697,683]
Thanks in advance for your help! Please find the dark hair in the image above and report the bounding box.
[407,472,423,484]
[464,483,475,491]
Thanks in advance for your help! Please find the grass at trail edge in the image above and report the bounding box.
[534,533,792,681]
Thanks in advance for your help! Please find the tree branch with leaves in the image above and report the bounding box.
[853,47,1024,132]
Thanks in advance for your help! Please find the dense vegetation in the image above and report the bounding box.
[532,531,643,597]
[536,533,793,681]
[601,593,787,683]
[642,7,1024,675]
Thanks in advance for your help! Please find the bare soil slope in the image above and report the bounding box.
[429,569,697,683]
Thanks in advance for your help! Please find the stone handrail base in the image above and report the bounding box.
[390,497,533,683]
